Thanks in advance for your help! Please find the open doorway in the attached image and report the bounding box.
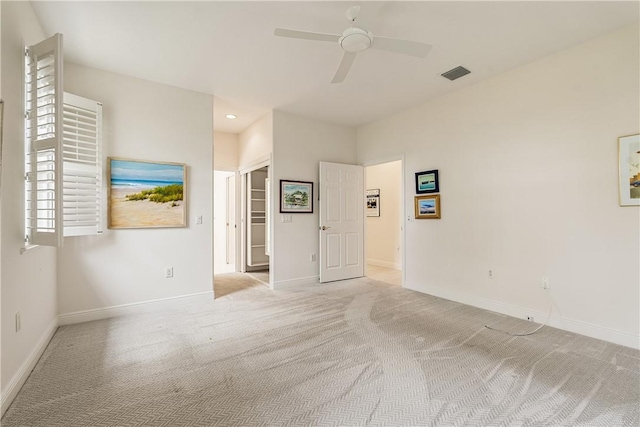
[243,166,270,284]
[365,160,403,286]
[213,165,271,298]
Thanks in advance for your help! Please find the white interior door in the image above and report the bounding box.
[214,171,235,274]
[226,174,236,267]
[319,161,364,283]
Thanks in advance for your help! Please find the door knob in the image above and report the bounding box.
[320,225,331,230]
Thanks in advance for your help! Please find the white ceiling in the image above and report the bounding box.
[32,1,639,134]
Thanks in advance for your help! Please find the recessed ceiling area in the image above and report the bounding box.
[32,1,639,134]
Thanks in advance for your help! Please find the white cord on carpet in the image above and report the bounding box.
[484,291,553,337]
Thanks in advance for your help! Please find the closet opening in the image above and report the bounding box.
[244,166,270,283]
[213,162,271,298]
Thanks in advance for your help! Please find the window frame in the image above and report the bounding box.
[24,33,103,248]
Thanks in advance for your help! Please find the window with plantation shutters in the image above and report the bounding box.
[25,33,103,247]
[25,34,64,247]
[63,93,103,237]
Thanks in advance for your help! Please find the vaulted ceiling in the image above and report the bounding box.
[32,1,639,133]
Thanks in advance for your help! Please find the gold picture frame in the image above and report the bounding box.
[0,99,4,167]
[415,194,441,219]
[108,157,187,228]
[618,134,640,206]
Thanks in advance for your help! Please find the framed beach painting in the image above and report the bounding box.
[280,180,313,213]
[618,134,640,206]
[415,169,439,194]
[415,194,440,219]
[108,158,187,228]
[0,100,4,167]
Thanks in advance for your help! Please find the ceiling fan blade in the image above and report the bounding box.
[331,52,357,84]
[371,36,432,58]
[274,28,340,43]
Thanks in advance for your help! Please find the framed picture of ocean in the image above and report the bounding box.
[415,169,439,194]
[414,194,441,219]
[108,158,187,229]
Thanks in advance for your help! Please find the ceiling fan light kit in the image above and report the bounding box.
[274,6,432,84]
[339,28,372,53]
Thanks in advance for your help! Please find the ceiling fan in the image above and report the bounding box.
[274,6,432,84]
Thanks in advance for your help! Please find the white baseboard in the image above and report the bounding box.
[58,291,214,326]
[272,275,319,290]
[367,259,401,270]
[405,282,639,350]
[1,318,58,417]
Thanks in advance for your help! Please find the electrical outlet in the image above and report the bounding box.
[488,270,493,278]
[526,316,534,322]
[166,267,174,278]
[16,312,21,332]
[310,253,316,262]
[541,276,550,290]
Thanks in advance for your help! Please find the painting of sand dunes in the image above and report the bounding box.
[618,134,640,206]
[108,158,187,228]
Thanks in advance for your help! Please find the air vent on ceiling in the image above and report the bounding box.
[441,66,470,81]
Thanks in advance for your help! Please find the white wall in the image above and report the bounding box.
[213,131,238,171]
[366,161,402,270]
[238,112,273,168]
[357,25,640,348]
[57,63,214,316]
[1,1,58,412]
[272,110,357,288]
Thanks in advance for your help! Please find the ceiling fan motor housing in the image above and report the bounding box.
[339,27,372,53]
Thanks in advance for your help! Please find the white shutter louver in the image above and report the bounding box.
[25,34,63,247]
[63,93,103,236]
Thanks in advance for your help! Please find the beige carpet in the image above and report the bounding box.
[214,271,268,298]
[3,275,639,426]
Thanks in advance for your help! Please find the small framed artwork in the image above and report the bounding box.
[415,169,439,194]
[0,100,4,166]
[415,194,441,219]
[280,180,313,213]
[366,189,380,217]
[618,134,640,206]
[108,158,187,229]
